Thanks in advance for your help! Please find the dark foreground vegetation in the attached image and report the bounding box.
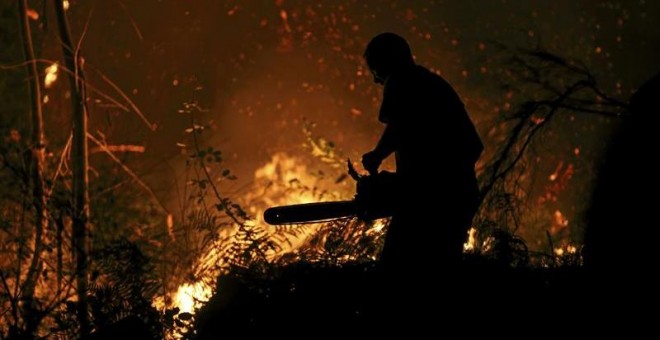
[192,258,586,337]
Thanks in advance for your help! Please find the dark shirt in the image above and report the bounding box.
[378,65,483,188]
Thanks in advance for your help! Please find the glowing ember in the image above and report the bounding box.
[463,227,478,252]
[44,63,58,88]
[554,244,577,257]
[546,209,569,237]
[279,9,291,32]
[554,210,569,227]
[367,220,387,235]
[26,8,39,21]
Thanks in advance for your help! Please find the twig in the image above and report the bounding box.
[48,132,73,198]
[74,6,94,73]
[94,68,155,130]
[0,269,19,327]
[188,114,242,226]
[89,144,145,154]
[87,133,168,214]
[117,0,144,42]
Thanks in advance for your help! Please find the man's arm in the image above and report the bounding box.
[362,123,397,175]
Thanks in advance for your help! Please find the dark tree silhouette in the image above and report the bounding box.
[583,72,659,297]
[17,1,48,334]
[54,0,91,334]
[476,45,629,262]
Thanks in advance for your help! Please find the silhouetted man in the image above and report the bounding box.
[361,33,483,275]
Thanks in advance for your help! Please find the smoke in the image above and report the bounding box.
[54,0,660,250]
[210,47,381,187]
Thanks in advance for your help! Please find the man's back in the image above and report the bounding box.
[379,65,482,187]
[376,65,482,270]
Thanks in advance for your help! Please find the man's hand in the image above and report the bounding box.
[362,150,382,176]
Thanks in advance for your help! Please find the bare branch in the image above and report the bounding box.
[18,0,49,313]
[89,144,145,154]
[94,68,155,130]
[117,0,144,42]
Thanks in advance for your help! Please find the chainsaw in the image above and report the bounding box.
[263,160,397,225]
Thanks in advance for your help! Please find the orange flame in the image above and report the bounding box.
[158,153,354,316]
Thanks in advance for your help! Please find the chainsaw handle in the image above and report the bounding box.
[347,158,362,181]
[348,158,379,180]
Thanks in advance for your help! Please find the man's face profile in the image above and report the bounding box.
[371,69,386,85]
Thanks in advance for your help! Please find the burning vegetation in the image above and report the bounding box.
[1,0,657,338]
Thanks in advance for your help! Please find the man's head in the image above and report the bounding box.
[364,32,415,84]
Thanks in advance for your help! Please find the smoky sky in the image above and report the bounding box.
[62,0,660,154]
[7,0,658,247]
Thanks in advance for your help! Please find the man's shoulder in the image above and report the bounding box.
[417,65,453,86]
[386,65,435,91]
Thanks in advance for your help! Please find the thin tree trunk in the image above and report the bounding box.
[17,0,48,320]
[56,213,64,292]
[53,0,90,335]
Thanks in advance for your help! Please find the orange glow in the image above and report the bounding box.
[245,152,351,254]
[280,9,291,32]
[173,282,213,314]
[26,8,39,21]
[554,244,577,257]
[159,153,358,315]
[550,209,569,236]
